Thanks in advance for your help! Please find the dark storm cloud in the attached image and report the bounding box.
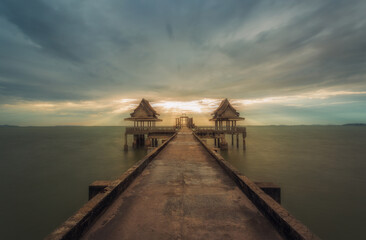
[0,0,365,103]
[0,0,90,61]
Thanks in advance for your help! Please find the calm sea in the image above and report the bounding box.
[0,126,365,240]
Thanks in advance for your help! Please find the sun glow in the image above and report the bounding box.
[152,99,219,113]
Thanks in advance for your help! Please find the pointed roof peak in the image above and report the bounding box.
[124,98,161,121]
[213,98,232,113]
[211,98,244,121]
[139,98,158,116]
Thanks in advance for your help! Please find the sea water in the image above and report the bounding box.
[0,126,365,239]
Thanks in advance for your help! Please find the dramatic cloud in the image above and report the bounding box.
[0,0,365,125]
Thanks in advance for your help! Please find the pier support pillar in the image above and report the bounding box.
[124,134,128,151]
[220,136,228,150]
[242,133,246,150]
[133,135,137,148]
[236,134,239,148]
[145,138,151,148]
[138,134,145,147]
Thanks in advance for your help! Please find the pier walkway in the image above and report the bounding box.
[81,128,283,240]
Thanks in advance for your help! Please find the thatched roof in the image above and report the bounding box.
[210,98,244,121]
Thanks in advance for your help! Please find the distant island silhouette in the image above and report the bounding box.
[343,123,366,126]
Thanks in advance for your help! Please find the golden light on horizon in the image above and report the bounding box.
[3,89,366,115]
[1,89,366,126]
[152,99,219,114]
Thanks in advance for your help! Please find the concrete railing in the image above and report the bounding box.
[45,133,177,240]
[193,133,320,240]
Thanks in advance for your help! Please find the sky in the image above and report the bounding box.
[0,0,365,126]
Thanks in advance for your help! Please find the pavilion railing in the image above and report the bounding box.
[194,126,246,133]
[125,127,177,134]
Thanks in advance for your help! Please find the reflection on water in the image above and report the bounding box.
[0,127,146,240]
[0,126,365,240]
[215,126,366,240]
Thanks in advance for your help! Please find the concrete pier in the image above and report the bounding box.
[81,128,282,240]
[46,127,319,240]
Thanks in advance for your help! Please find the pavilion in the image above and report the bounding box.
[210,98,244,131]
[124,98,162,129]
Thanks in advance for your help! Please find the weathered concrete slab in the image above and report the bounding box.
[81,128,284,240]
[194,133,320,240]
[45,133,177,240]
[255,182,281,204]
[88,181,112,200]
